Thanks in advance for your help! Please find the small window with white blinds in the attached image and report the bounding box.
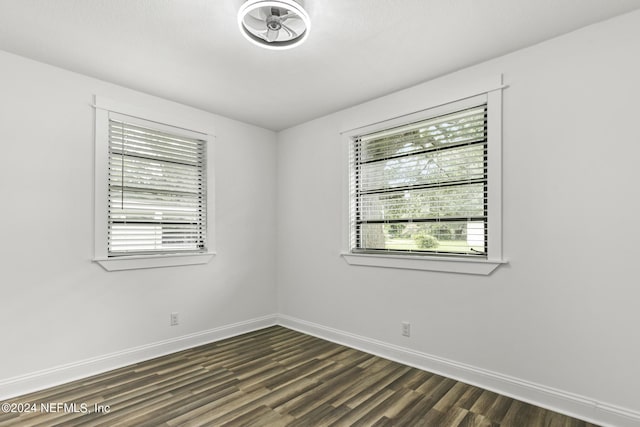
[107,117,207,257]
[350,104,488,257]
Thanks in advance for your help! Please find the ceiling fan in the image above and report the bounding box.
[238,0,311,50]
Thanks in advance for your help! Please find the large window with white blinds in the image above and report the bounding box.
[107,116,207,256]
[94,98,214,271]
[350,102,488,257]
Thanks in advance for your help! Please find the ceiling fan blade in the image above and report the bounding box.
[280,23,299,38]
[282,16,304,33]
[243,13,268,32]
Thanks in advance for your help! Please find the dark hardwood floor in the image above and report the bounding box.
[0,326,598,426]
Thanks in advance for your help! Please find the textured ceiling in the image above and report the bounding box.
[1,0,639,131]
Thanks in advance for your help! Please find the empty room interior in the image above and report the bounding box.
[1,1,639,426]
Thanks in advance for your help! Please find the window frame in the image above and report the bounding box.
[342,90,506,275]
[93,96,216,271]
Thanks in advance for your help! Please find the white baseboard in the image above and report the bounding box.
[0,314,277,401]
[277,314,640,427]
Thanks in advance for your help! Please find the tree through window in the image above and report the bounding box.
[350,104,488,257]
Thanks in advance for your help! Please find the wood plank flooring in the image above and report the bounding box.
[0,326,598,426]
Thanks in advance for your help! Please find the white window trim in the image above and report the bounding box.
[340,87,507,275]
[93,96,216,271]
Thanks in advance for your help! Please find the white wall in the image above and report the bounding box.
[0,51,278,392]
[276,9,640,424]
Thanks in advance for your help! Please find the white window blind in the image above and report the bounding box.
[107,118,207,256]
[351,104,488,257]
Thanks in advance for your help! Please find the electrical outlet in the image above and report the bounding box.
[170,312,179,326]
[401,321,411,337]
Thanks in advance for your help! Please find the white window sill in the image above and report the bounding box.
[94,252,216,271]
[341,252,507,275]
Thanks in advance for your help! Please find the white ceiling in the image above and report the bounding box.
[1,0,639,131]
